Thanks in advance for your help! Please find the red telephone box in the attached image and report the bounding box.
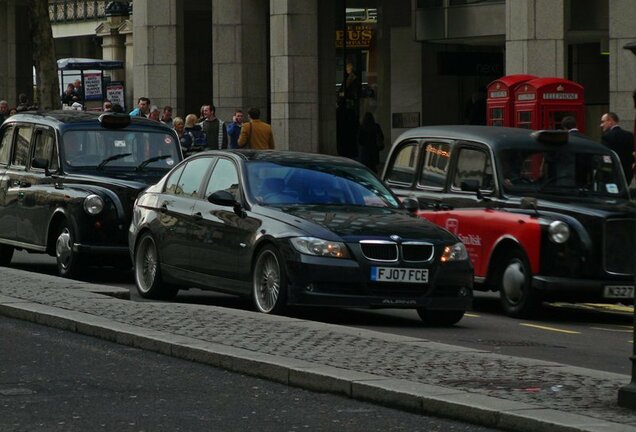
[513,78,585,132]
[486,74,537,127]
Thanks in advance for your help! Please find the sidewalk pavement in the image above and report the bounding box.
[1,266,636,432]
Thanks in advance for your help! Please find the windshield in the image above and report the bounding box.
[245,161,401,208]
[62,130,180,171]
[499,148,625,197]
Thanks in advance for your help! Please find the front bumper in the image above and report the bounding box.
[285,253,473,310]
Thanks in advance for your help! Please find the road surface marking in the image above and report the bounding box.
[520,323,580,334]
[590,326,633,333]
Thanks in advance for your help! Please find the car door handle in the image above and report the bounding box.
[19,181,31,188]
[193,212,202,220]
[159,203,168,213]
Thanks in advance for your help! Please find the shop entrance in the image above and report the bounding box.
[335,2,379,160]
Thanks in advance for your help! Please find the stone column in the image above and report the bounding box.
[609,0,636,127]
[0,0,32,106]
[131,0,179,113]
[212,0,268,122]
[270,0,319,152]
[96,15,128,83]
[505,0,566,77]
[119,20,134,112]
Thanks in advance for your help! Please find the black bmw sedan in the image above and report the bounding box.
[129,150,473,325]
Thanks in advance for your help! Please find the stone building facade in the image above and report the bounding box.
[0,0,635,152]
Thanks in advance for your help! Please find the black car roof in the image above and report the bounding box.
[5,110,173,132]
[206,149,367,167]
[395,125,609,153]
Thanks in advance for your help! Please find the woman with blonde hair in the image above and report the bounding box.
[181,113,207,157]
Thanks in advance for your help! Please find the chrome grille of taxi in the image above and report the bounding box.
[359,241,434,262]
[360,241,398,262]
[604,218,635,275]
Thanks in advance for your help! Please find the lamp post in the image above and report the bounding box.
[618,40,636,409]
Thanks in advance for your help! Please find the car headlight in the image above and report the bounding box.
[290,237,350,258]
[83,194,104,215]
[549,220,570,244]
[440,242,468,262]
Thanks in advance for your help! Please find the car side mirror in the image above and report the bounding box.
[402,197,419,214]
[461,179,480,192]
[31,158,51,176]
[208,190,237,206]
[461,179,485,201]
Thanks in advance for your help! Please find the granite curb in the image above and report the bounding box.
[1,267,636,432]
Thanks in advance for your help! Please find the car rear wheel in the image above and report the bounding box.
[252,245,287,314]
[416,309,465,326]
[0,244,14,266]
[134,232,178,300]
[55,220,84,278]
[498,250,541,317]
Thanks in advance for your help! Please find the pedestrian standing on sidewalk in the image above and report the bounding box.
[199,104,228,150]
[227,109,244,149]
[238,107,275,150]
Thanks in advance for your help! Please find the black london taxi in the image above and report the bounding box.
[382,125,635,317]
[0,111,182,277]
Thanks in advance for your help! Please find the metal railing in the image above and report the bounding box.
[48,0,130,23]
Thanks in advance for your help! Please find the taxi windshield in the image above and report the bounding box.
[62,130,180,171]
[245,161,401,208]
[499,149,625,197]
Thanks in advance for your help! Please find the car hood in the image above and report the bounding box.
[260,205,459,243]
[509,195,636,219]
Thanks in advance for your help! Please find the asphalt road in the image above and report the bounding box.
[0,314,499,432]
[10,250,635,375]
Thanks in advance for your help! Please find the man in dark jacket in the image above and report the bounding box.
[600,112,634,184]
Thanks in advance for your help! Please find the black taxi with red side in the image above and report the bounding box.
[382,125,635,317]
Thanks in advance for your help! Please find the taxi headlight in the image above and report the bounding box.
[549,220,570,244]
[290,237,350,258]
[440,242,468,262]
[84,194,104,215]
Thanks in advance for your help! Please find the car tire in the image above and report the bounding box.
[416,309,465,326]
[134,232,178,300]
[55,220,84,278]
[252,245,288,314]
[0,244,14,266]
[498,249,541,317]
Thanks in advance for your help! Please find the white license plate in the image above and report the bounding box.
[603,285,634,299]
[370,267,428,284]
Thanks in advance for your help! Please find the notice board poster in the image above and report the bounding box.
[84,72,103,101]
[106,81,125,110]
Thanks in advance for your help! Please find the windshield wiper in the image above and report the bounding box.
[136,154,171,171]
[97,153,132,170]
